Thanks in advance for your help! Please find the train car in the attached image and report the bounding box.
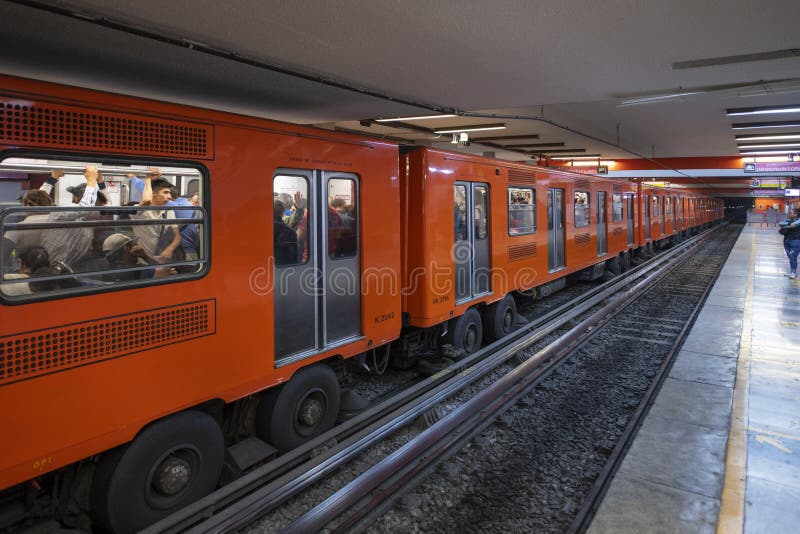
[0,75,402,531]
[397,148,639,357]
[0,75,726,533]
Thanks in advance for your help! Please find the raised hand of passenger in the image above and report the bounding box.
[294,191,305,210]
[146,168,161,180]
[51,170,64,180]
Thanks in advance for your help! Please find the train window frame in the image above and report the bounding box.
[612,193,623,222]
[508,186,536,236]
[574,190,590,228]
[474,185,489,240]
[0,151,210,305]
[454,184,468,242]
[327,176,359,260]
[273,173,310,266]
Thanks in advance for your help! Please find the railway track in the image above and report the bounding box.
[136,224,736,534]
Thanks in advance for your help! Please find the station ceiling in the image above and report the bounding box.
[1,0,799,195]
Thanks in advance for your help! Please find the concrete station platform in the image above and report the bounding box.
[589,224,800,534]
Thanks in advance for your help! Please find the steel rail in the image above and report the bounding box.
[566,224,741,533]
[282,229,712,533]
[145,227,720,534]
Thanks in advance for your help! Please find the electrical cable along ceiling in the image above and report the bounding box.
[1,0,799,178]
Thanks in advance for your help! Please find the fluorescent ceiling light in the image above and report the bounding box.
[533,149,586,154]
[727,105,800,116]
[737,142,800,149]
[375,114,457,122]
[549,155,602,160]
[619,91,703,106]
[732,120,800,129]
[434,124,506,134]
[735,133,800,141]
[739,149,799,155]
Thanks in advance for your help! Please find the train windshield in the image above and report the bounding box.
[0,156,207,301]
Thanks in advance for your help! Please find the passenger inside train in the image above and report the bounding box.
[0,157,207,300]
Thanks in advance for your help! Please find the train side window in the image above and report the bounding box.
[612,194,623,222]
[185,178,200,199]
[454,185,467,241]
[273,175,309,265]
[574,191,590,227]
[508,186,535,235]
[652,196,660,216]
[328,178,358,259]
[474,185,489,240]
[665,196,672,215]
[0,156,208,301]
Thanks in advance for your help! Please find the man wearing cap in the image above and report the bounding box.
[100,233,173,281]
[39,166,101,268]
[129,170,181,262]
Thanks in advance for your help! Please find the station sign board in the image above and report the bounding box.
[750,178,787,189]
[551,166,608,175]
[744,162,800,173]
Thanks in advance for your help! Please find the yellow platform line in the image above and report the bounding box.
[717,231,754,534]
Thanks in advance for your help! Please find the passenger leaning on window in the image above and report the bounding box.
[2,246,50,296]
[101,233,174,281]
[130,170,181,263]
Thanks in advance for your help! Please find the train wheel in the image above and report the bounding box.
[446,308,483,354]
[483,295,517,342]
[255,364,340,453]
[90,411,224,533]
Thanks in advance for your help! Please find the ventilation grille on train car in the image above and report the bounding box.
[508,242,537,261]
[0,98,213,159]
[613,184,624,193]
[575,233,591,245]
[508,169,536,185]
[574,178,591,190]
[0,300,215,386]
[613,227,624,235]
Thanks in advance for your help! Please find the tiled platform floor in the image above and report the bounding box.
[589,224,800,534]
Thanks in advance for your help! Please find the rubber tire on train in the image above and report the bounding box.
[445,308,483,354]
[255,364,340,453]
[90,410,225,534]
[483,294,517,342]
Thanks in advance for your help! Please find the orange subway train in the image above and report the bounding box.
[0,75,723,532]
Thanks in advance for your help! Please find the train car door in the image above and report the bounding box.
[597,191,607,255]
[454,182,491,304]
[273,171,361,364]
[673,196,678,229]
[645,195,651,240]
[547,188,566,271]
[660,196,666,235]
[273,171,316,360]
[626,194,635,246]
[324,174,361,344]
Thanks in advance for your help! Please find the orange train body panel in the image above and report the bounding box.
[401,148,639,328]
[0,75,725,495]
[0,75,402,489]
